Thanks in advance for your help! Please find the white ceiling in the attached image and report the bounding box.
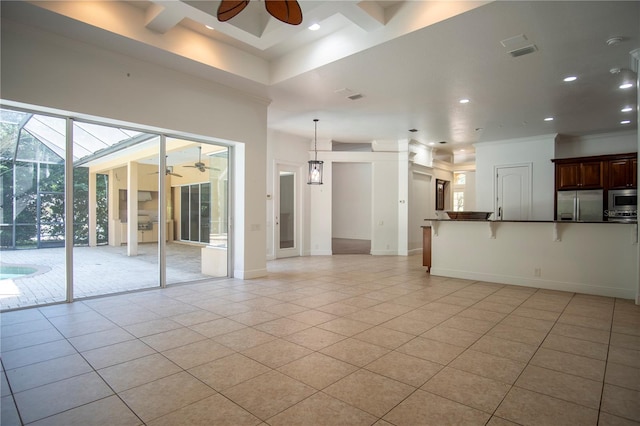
[2,1,638,161]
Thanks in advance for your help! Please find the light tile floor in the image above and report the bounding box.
[1,254,639,425]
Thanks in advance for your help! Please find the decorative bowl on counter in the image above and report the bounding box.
[445,211,493,220]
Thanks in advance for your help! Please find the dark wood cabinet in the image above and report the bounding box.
[556,161,603,190]
[608,157,637,189]
[553,153,637,220]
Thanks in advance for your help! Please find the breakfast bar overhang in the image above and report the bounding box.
[422,219,639,302]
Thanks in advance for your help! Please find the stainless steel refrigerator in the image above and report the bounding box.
[556,189,604,221]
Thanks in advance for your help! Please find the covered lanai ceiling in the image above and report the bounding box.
[1,1,638,161]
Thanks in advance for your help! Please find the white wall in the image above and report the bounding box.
[332,163,372,240]
[1,19,269,278]
[475,135,556,220]
[555,130,637,158]
[305,150,405,256]
[266,130,309,258]
[372,156,401,255]
[408,167,432,252]
[464,171,477,210]
[430,221,638,299]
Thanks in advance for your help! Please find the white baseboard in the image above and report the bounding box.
[310,250,333,256]
[233,268,268,279]
[370,250,397,256]
[430,267,636,300]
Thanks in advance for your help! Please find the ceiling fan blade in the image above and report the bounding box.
[265,0,303,25]
[217,0,249,22]
[169,172,183,178]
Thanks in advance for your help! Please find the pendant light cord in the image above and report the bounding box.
[313,118,319,162]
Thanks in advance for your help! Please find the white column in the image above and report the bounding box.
[107,169,118,246]
[159,136,166,287]
[65,118,74,303]
[88,171,97,247]
[631,48,640,305]
[127,161,138,256]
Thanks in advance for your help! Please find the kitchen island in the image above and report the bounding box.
[422,219,638,301]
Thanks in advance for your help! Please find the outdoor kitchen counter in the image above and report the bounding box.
[421,220,638,301]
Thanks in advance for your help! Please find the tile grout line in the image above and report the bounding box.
[1,258,636,425]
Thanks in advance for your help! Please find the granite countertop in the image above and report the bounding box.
[423,219,637,224]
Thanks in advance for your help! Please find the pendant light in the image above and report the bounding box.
[307,119,323,185]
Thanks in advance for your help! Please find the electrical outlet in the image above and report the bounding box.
[534,267,541,277]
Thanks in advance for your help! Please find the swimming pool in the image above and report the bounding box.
[0,265,38,280]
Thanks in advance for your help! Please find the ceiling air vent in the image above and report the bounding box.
[508,44,538,58]
[347,93,364,100]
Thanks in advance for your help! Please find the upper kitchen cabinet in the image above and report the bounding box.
[608,156,637,189]
[555,160,604,190]
[553,153,638,191]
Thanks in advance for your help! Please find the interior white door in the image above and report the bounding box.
[276,165,299,258]
[496,165,531,220]
[410,172,432,250]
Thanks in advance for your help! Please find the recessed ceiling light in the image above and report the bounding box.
[563,76,577,82]
[544,117,554,121]
[308,23,320,31]
[459,99,470,104]
[205,25,214,30]
[619,82,634,89]
[621,106,633,112]
[429,142,436,146]
[620,120,631,124]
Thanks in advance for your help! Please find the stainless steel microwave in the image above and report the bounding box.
[606,189,637,221]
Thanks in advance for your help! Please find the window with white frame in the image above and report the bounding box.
[453,172,466,211]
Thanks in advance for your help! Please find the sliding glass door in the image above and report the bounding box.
[180,183,210,244]
[166,139,228,282]
[73,121,162,298]
[0,110,67,309]
[0,106,232,310]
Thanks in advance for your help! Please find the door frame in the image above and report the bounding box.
[275,162,303,258]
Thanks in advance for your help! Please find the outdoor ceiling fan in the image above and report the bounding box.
[163,166,183,177]
[151,165,182,178]
[217,0,303,25]
[183,146,220,173]
[150,156,183,177]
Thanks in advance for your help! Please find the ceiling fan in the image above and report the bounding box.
[150,156,183,177]
[151,165,182,178]
[183,146,220,173]
[217,0,303,25]
[163,166,182,177]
